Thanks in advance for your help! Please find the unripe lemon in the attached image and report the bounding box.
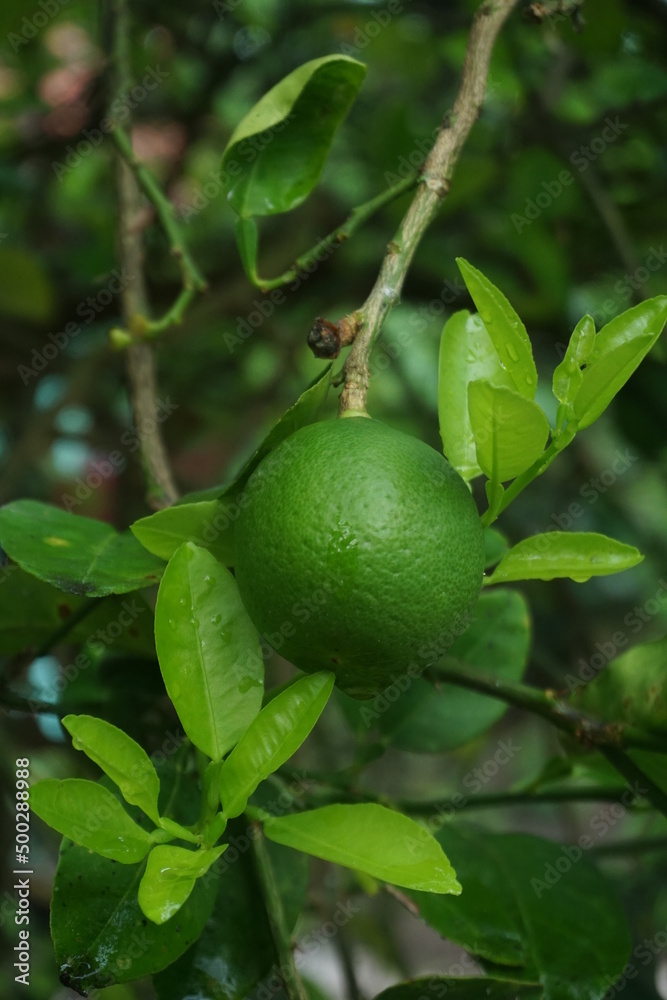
[234,417,484,698]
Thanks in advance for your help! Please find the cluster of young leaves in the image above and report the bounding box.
[23,534,461,991]
[439,258,667,582]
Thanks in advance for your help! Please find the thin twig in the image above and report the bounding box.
[109,0,178,508]
[591,834,667,857]
[338,0,520,414]
[111,126,207,314]
[251,825,310,1000]
[598,746,667,821]
[427,659,667,752]
[256,173,418,292]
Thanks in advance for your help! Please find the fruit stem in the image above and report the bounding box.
[338,0,520,415]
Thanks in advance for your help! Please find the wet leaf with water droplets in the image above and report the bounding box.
[62,715,161,824]
[155,543,264,761]
[438,310,514,481]
[468,380,550,482]
[31,778,155,862]
[138,844,226,924]
[456,258,537,399]
[220,672,334,818]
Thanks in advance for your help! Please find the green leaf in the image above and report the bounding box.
[153,829,308,1000]
[438,310,514,480]
[486,531,644,585]
[53,844,218,992]
[468,381,550,481]
[552,314,595,405]
[456,258,537,398]
[154,542,264,761]
[0,567,155,656]
[222,56,366,218]
[51,758,218,991]
[138,845,226,925]
[62,714,161,824]
[410,825,631,1000]
[375,980,542,1000]
[377,589,530,753]
[131,500,233,565]
[627,748,667,794]
[484,527,510,569]
[264,803,460,894]
[31,778,155,863]
[176,366,332,560]
[0,246,55,322]
[217,365,332,500]
[220,672,334,818]
[0,500,164,596]
[572,297,667,430]
[570,635,667,735]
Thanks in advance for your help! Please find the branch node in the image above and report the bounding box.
[422,175,451,198]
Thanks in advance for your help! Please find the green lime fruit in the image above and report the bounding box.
[234,417,484,698]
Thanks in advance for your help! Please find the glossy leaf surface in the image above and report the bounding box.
[222,56,366,217]
[51,762,217,991]
[486,531,643,584]
[572,297,667,430]
[220,672,334,818]
[438,309,514,481]
[468,380,550,481]
[62,714,161,824]
[152,831,307,1000]
[410,824,631,1000]
[138,844,226,924]
[457,258,537,398]
[265,803,461,894]
[31,778,155,862]
[0,500,164,596]
[131,500,233,564]
[154,543,264,761]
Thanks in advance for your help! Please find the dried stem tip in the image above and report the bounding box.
[307,314,359,359]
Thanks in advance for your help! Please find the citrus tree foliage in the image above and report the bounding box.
[2,1,667,999]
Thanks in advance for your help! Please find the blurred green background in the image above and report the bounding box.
[2,0,667,997]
